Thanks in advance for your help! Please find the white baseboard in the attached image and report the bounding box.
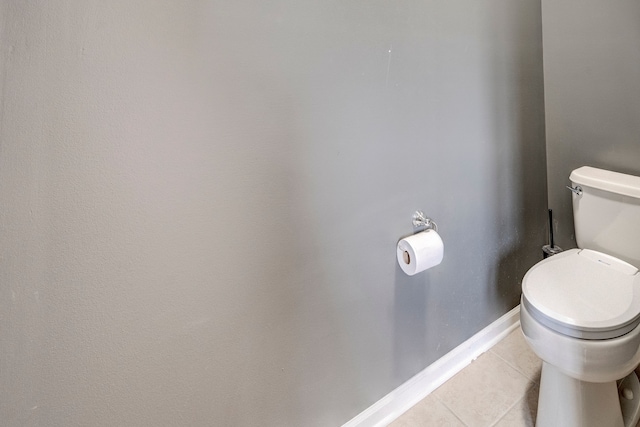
[343,305,521,427]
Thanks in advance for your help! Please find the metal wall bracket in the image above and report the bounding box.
[412,210,438,232]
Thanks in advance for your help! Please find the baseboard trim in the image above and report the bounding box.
[342,305,521,427]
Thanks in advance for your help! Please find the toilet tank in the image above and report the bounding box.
[570,166,640,267]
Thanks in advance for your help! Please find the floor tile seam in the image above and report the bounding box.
[488,348,541,385]
[431,391,472,426]
[474,352,535,425]
[487,393,527,427]
[432,352,531,426]
[484,349,536,385]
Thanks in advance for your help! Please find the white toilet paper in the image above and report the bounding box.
[397,230,444,276]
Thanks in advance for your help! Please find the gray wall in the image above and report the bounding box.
[543,0,640,249]
[0,1,547,426]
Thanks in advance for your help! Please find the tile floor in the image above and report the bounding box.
[390,327,540,427]
[390,327,640,427]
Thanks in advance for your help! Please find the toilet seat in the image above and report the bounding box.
[522,249,640,340]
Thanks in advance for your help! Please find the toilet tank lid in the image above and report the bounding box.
[570,166,640,199]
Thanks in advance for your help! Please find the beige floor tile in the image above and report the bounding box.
[433,351,532,427]
[492,382,539,427]
[389,394,465,427]
[490,329,541,383]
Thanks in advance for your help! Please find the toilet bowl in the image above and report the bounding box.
[522,249,640,377]
[521,166,640,426]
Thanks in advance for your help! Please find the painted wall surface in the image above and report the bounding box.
[0,1,547,426]
[542,0,640,249]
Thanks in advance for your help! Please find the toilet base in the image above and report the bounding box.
[619,370,640,427]
[536,362,640,427]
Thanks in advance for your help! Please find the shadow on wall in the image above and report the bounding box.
[491,2,547,309]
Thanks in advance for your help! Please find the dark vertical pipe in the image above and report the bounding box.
[548,209,554,249]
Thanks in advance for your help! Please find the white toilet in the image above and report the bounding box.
[521,166,640,427]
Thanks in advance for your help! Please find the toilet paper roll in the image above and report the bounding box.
[397,230,444,276]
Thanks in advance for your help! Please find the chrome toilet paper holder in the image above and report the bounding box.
[412,210,438,232]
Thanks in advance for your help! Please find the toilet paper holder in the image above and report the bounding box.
[412,210,438,232]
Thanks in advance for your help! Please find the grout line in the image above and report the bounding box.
[489,330,542,385]
[435,350,534,427]
[490,349,541,386]
[488,394,525,427]
[432,393,470,427]
[489,381,539,427]
[484,351,539,426]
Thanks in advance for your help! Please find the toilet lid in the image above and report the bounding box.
[522,249,640,339]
